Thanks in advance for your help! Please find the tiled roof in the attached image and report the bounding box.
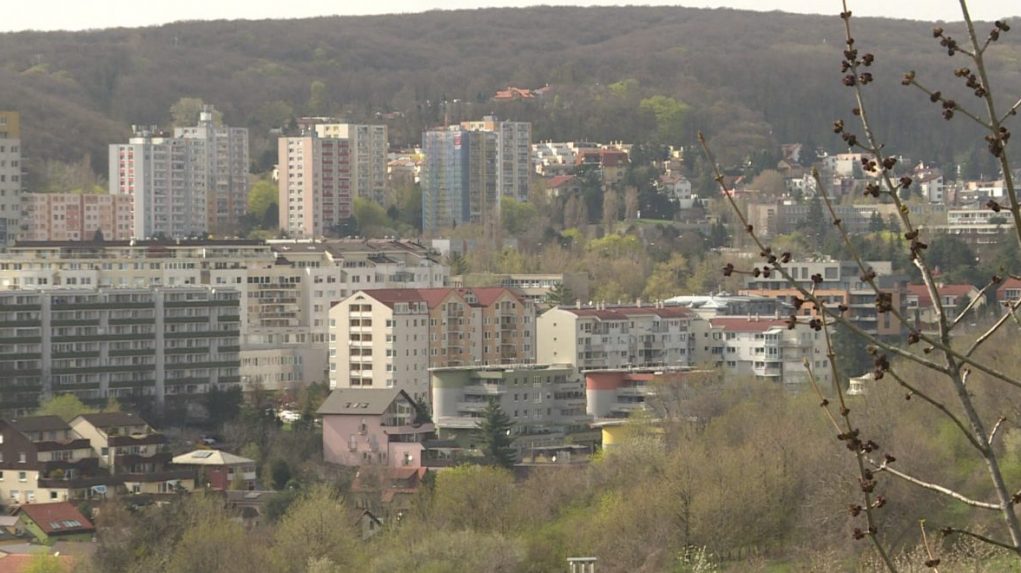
[14,502,93,535]
[8,416,69,434]
[554,305,691,320]
[356,287,523,310]
[317,388,409,416]
[73,412,149,429]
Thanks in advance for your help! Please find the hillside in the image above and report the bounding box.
[1,6,1020,184]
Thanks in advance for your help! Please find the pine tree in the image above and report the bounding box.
[476,399,516,469]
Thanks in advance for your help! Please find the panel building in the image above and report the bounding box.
[0,112,22,244]
[314,123,389,205]
[21,193,133,241]
[278,132,353,237]
[461,116,532,202]
[109,106,249,239]
[420,127,498,234]
[0,287,241,414]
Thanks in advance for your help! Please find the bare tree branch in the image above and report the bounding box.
[943,527,1018,551]
[887,369,983,451]
[869,459,1000,510]
[990,416,1008,446]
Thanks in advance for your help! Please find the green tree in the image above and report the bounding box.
[23,554,67,573]
[206,386,242,423]
[447,252,470,276]
[501,196,539,236]
[868,211,885,232]
[270,459,292,490]
[35,395,97,422]
[639,95,689,145]
[643,253,689,301]
[271,485,363,573]
[248,179,278,220]
[477,399,516,468]
[307,80,330,115]
[353,197,390,237]
[545,282,575,306]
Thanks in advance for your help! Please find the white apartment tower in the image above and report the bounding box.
[0,112,22,244]
[462,115,532,202]
[109,106,249,239]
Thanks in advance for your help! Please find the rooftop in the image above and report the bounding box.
[73,412,151,429]
[317,388,411,416]
[8,416,69,434]
[14,502,93,536]
[171,449,255,466]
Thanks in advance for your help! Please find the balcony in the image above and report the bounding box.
[457,401,489,413]
[464,384,504,396]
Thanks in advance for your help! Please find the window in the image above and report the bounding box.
[18,452,25,463]
[18,471,26,482]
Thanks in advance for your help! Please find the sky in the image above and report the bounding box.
[1,0,1017,32]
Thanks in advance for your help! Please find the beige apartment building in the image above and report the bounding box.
[278,133,352,237]
[0,238,447,391]
[329,287,535,400]
[314,122,389,205]
[21,193,133,241]
[536,304,695,370]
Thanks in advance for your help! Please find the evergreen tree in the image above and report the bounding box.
[476,399,516,469]
[545,283,574,307]
[868,211,885,233]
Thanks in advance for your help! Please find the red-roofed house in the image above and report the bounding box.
[329,288,536,399]
[996,278,1021,308]
[537,303,694,370]
[905,283,982,325]
[493,86,535,101]
[13,502,94,543]
[543,175,581,199]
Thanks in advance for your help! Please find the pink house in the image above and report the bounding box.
[318,388,434,469]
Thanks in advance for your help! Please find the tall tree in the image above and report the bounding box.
[477,399,516,469]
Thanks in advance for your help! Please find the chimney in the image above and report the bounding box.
[576,299,581,309]
[636,297,642,308]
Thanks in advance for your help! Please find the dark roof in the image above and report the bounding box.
[73,412,150,429]
[317,388,412,416]
[14,502,93,535]
[12,239,264,249]
[9,416,69,434]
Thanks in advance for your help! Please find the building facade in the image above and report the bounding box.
[461,116,532,202]
[21,193,133,241]
[0,112,22,244]
[318,388,432,468]
[536,304,694,370]
[421,127,499,234]
[329,287,535,400]
[0,287,241,413]
[109,107,249,238]
[315,123,389,205]
[278,133,353,237]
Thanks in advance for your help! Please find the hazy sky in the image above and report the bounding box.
[1,1,1017,32]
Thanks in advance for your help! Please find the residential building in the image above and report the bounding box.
[20,193,133,241]
[689,316,830,386]
[329,287,535,399]
[536,303,694,370]
[317,388,433,468]
[585,367,703,419]
[349,466,428,519]
[658,173,693,207]
[174,107,250,234]
[109,106,249,238]
[12,502,94,543]
[666,294,788,318]
[0,238,447,391]
[421,127,498,234]
[171,450,257,491]
[905,283,982,326]
[740,258,907,336]
[543,174,582,199]
[278,132,353,237]
[430,364,589,451]
[0,112,22,245]
[997,277,1021,308]
[0,416,97,505]
[314,123,389,205]
[70,412,193,495]
[0,287,241,413]
[461,116,532,202]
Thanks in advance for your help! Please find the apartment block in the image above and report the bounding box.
[586,367,699,420]
[109,107,249,238]
[461,116,532,202]
[536,304,694,370]
[689,316,830,387]
[430,363,588,450]
[0,287,241,413]
[21,193,133,241]
[0,111,22,244]
[314,122,389,205]
[278,132,353,237]
[329,287,535,400]
[0,238,447,391]
[451,272,591,306]
[421,127,498,234]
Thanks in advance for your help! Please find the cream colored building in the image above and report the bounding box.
[314,123,389,205]
[536,304,695,370]
[329,287,535,401]
[20,193,134,241]
[0,238,447,391]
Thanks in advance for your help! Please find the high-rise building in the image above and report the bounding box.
[0,112,22,244]
[314,123,389,205]
[420,127,498,234]
[461,116,532,202]
[109,106,248,239]
[278,132,353,237]
[20,193,133,241]
[174,108,250,234]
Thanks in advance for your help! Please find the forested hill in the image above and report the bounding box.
[2,6,1020,181]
